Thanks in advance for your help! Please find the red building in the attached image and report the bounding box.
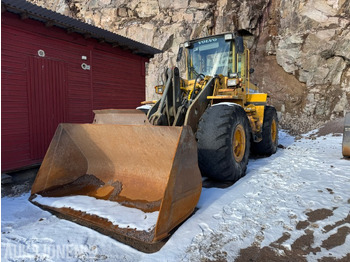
[1,0,161,172]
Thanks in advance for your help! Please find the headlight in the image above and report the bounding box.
[229,72,238,78]
[224,33,233,41]
[155,85,164,94]
[227,79,238,87]
[196,75,205,83]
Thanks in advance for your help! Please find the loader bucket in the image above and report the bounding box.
[30,124,202,249]
[343,112,350,157]
[93,109,150,125]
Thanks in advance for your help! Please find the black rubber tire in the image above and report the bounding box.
[251,106,278,156]
[196,104,251,182]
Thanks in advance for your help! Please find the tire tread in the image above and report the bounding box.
[196,104,251,181]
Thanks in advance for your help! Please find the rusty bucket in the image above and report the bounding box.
[92,109,150,125]
[30,123,202,250]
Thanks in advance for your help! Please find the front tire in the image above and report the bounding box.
[196,104,251,182]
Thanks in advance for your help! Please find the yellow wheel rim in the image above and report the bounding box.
[271,119,277,143]
[233,124,246,162]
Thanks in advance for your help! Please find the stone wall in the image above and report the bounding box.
[253,0,350,132]
[29,0,350,133]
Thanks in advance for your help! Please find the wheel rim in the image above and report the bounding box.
[271,119,277,143]
[233,124,246,162]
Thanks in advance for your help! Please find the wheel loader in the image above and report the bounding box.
[30,33,278,252]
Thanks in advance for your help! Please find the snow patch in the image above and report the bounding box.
[33,195,159,232]
[211,102,242,107]
[136,104,153,110]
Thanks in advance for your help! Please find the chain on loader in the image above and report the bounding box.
[30,33,279,252]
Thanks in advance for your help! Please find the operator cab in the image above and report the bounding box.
[177,33,245,80]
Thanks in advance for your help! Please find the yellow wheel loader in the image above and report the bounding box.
[30,33,278,251]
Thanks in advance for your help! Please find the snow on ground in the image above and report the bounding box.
[2,131,350,261]
[32,195,158,232]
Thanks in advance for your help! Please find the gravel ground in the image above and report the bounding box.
[2,167,39,198]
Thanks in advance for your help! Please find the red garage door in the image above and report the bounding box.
[27,56,67,160]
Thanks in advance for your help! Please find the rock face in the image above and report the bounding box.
[254,0,350,132]
[29,0,350,133]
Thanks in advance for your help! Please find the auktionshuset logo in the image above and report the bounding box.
[2,243,100,260]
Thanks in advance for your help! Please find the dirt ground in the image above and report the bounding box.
[234,209,350,262]
[1,167,38,197]
[316,118,345,137]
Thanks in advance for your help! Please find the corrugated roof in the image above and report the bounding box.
[1,0,162,58]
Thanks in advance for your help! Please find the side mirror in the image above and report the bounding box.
[249,68,255,74]
[176,47,183,62]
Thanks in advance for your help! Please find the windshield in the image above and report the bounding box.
[186,36,233,80]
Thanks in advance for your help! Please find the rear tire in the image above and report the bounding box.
[251,106,278,156]
[196,104,251,182]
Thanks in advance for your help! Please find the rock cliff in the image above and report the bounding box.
[29,0,350,133]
